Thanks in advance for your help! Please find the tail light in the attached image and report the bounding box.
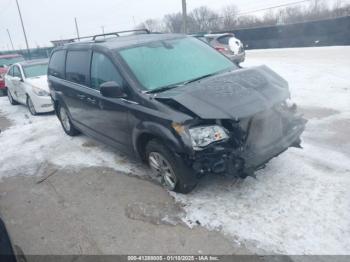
[215,46,229,52]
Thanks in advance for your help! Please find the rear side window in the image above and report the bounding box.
[90,52,123,90]
[48,50,66,78]
[66,50,90,86]
[217,36,232,45]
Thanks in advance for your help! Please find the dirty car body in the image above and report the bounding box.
[48,33,306,193]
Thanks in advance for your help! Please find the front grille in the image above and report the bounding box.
[246,109,283,150]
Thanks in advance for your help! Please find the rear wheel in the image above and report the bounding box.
[146,139,198,194]
[27,96,37,116]
[58,104,80,136]
[7,89,18,105]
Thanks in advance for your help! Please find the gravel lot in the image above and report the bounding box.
[0,46,349,256]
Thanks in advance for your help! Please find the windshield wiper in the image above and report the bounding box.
[146,73,218,94]
[146,84,183,94]
[181,73,217,85]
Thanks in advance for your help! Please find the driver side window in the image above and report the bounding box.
[90,52,123,90]
[13,66,22,78]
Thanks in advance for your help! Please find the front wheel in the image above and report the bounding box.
[58,104,80,136]
[27,96,37,116]
[146,139,198,194]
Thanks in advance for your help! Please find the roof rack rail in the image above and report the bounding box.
[65,29,151,44]
[92,29,150,41]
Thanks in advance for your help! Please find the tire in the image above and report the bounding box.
[146,139,198,194]
[7,89,18,105]
[58,104,80,136]
[26,96,37,116]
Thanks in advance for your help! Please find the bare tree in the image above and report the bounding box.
[236,15,260,28]
[221,4,239,30]
[164,13,183,33]
[140,1,350,34]
[189,6,220,32]
[140,19,165,32]
[279,6,307,24]
[260,9,278,26]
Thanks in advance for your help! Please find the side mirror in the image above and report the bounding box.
[100,81,126,98]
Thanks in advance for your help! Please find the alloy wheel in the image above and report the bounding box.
[148,152,177,190]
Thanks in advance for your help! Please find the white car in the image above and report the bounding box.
[5,60,54,115]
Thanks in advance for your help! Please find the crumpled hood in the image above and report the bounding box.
[25,75,49,92]
[155,65,290,119]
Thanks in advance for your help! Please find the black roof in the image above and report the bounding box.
[60,33,187,50]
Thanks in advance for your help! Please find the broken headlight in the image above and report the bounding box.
[189,125,229,150]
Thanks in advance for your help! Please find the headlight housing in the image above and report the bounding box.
[32,86,49,96]
[189,125,229,150]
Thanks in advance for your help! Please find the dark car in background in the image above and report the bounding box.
[48,30,306,194]
[0,54,25,96]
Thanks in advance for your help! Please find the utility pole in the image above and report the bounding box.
[182,0,187,34]
[15,0,30,57]
[75,17,80,41]
[101,26,105,38]
[6,29,15,50]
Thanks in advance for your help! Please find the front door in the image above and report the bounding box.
[6,65,26,104]
[11,65,26,103]
[64,50,132,152]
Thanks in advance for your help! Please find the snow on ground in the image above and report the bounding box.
[0,99,145,179]
[0,46,349,255]
[173,46,350,255]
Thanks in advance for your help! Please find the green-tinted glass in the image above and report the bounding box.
[23,64,48,78]
[119,37,236,91]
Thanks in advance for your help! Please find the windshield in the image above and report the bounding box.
[118,37,236,91]
[0,56,25,67]
[23,63,48,78]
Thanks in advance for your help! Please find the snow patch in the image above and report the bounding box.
[0,98,144,179]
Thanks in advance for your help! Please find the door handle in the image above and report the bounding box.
[87,97,97,104]
[77,94,85,100]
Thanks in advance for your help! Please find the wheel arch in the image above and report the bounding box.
[133,122,188,162]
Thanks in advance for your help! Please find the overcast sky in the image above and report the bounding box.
[0,0,332,50]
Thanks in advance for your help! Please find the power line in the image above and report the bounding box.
[204,0,313,22]
[237,0,312,16]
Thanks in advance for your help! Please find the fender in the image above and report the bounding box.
[132,121,191,159]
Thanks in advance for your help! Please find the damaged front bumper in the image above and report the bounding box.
[190,116,307,179]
